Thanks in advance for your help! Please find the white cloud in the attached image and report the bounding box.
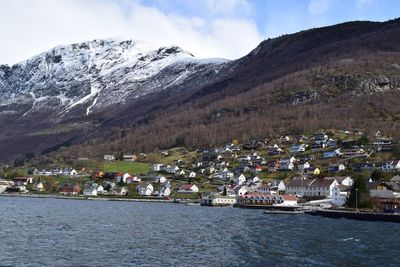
[0,0,263,65]
[308,0,333,15]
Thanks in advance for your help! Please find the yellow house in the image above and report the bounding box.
[305,167,320,176]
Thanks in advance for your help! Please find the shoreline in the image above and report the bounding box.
[0,193,187,203]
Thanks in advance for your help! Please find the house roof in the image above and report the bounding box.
[180,184,196,190]
[370,190,396,199]
[286,178,314,188]
[324,176,350,183]
[337,184,351,191]
[309,179,335,188]
[280,195,298,201]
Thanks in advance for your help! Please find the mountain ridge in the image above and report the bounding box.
[1,18,400,162]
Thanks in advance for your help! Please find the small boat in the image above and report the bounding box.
[263,209,305,215]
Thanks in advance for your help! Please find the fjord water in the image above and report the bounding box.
[0,197,398,267]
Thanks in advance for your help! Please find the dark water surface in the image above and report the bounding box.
[0,197,399,266]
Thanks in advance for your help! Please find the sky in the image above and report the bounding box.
[0,0,399,65]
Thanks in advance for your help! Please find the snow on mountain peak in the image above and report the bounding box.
[0,38,230,118]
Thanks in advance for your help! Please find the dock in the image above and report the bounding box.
[306,209,400,223]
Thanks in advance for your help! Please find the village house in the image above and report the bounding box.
[254,165,263,173]
[153,164,166,172]
[290,144,306,154]
[298,161,310,171]
[236,174,246,185]
[104,155,115,161]
[314,133,329,145]
[83,186,99,197]
[323,149,342,158]
[123,154,137,162]
[13,177,35,185]
[374,136,394,146]
[331,184,351,206]
[307,179,339,197]
[353,162,375,172]
[201,194,237,206]
[341,148,366,157]
[279,161,295,171]
[33,181,45,192]
[275,195,298,206]
[390,175,400,183]
[304,167,321,176]
[58,183,81,195]
[154,175,167,184]
[126,175,141,184]
[159,186,171,197]
[114,172,127,183]
[257,184,271,194]
[178,184,199,193]
[286,178,338,197]
[138,184,154,196]
[327,164,346,173]
[324,176,353,186]
[380,160,400,172]
[237,185,252,195]
[110,187,128,196]
[165,165,179,174]
[270,180,286,193]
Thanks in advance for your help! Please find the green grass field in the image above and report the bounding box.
[103,161,151,174]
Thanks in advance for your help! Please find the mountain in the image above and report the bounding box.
[0,38,229,119]
[0,39,230,161]
[1,19,400,162]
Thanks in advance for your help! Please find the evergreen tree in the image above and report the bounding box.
[346,175,373,209]
[223,186,227,196]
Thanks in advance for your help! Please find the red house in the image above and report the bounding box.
[58,183,81,195]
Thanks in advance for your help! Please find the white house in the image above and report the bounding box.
[298,162,311,171]
[153,164,165,172]
[166,165,179,174]
[67,169,78,176]
[83,186,98,197]
[123,155,137,162]
[276,195,298,206]
[138,184,154,196]
[123,173,131,183]
[13,177,35,185]
[279,161,295,171]
[156,175,167,184]
[178,184,199,193]
[113,187,128,196]
[270,180,286,192]
[189,172,197,178]
[201,194,237,206]
[237,174,246,185]
[252,176,260,184]
[327,164,346,173]
[331,185,350,206]
[159,186,171,197]
[104,155,115,161]
[286,178,338,197]
[324,176,353,186]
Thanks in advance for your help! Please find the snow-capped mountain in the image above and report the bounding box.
[0,38,229,119]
